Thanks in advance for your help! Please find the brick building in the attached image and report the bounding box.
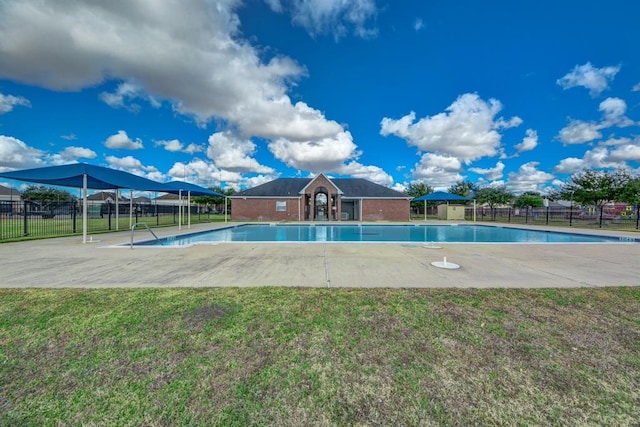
[231,173,410,221]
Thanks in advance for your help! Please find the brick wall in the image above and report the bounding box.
[231,197,301,221]
[232,197,410,221]
[304,175,341,221]
[361,199,410,221]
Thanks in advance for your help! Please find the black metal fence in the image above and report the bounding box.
[0,200,223,242]
[411,204,640,231]
[465,205,640,230]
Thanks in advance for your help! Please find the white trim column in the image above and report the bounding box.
[82,174,87,244]
[187,191,191,229]
[178,190,182,230]
[115,189,119,231]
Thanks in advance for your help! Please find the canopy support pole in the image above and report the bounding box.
[82,174,88,244]
[187,190,191,229]
[178,190,182,230]
[473,199,477,222]
[129,190,133,229]
[115,189,120,231]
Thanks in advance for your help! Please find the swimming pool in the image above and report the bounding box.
[133,224,638,246]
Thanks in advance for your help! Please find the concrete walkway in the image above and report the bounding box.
[1,222,639,288]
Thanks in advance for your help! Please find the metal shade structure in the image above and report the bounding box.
[164,180,223,197]
[0,163,182,243]
[412,191,469,202]
[412,191,469,221]
[164,181,224,230]
[0,163,177,192]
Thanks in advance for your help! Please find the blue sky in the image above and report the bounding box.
[1,0,639,194]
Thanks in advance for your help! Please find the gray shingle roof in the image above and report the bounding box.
[235,178,309,197]
[331,178,407,198]
[86,191,128,201]
[0,184,20,196]
[234,177,408,198]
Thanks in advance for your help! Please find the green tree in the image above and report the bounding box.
[193,186,235,213]
[513,191,544,208]
[21,185,76,202]
[618,177,640,205]
[448,180,477,197]
[406,182,433,199]
[476,186,514,208]
[552,169,630,206]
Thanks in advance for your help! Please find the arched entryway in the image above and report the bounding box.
[314,186,328,220]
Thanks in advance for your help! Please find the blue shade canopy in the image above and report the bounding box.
[412,191,469,202]
[165,181,224,197]
[0,163,176,192]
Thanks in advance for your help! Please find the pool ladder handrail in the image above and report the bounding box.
[130,222,160,249]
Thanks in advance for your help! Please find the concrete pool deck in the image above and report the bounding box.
[1,221,639,288]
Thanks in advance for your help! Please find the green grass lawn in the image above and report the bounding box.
[1,287,639,426]
[0,214,227,242]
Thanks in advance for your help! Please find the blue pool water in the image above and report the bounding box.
[134,224,637,246]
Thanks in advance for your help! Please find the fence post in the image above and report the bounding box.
[508,207,511,223]
[546,206,550,225]
[72,201,77,233]
[636,204,639,230]
[525,206,529,224]
[23,201,29,236]
[599,205,604,228]
[108,202,112,230]
[569,204,573,227]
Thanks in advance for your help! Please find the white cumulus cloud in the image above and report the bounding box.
[0,2,349,149]
[0,135,44,171]
[337,162,393,187]
[266,0,379,40]
[556,62,620,97]
[598,97,634,128]
[553,147,624,174]
[49,146,97,165]
[469,161,505,181]
[607,137,640,163]
[506,162,554,194]
[380,93,521,164]
[514,129,538,153]
[411,153,463,190]
[105,155,164,181]
[268,131,359,172]
[155,139,184,153]
[0,92,30,114]
[556,97,636,145]
[104,130,144,150]
[0,0,393,182]
[155,139,205,154]
[99,81,162,112]
[207,131,274,174]
[167,159,267,191]
[556,119,602,145]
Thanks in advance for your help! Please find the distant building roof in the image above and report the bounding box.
[155,193,180,200]
[87,191,128,202]
[234,177,408,199]
[132,196,151,203]
[0,184,21,197]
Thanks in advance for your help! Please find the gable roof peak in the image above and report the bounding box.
[299,172,343,195]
